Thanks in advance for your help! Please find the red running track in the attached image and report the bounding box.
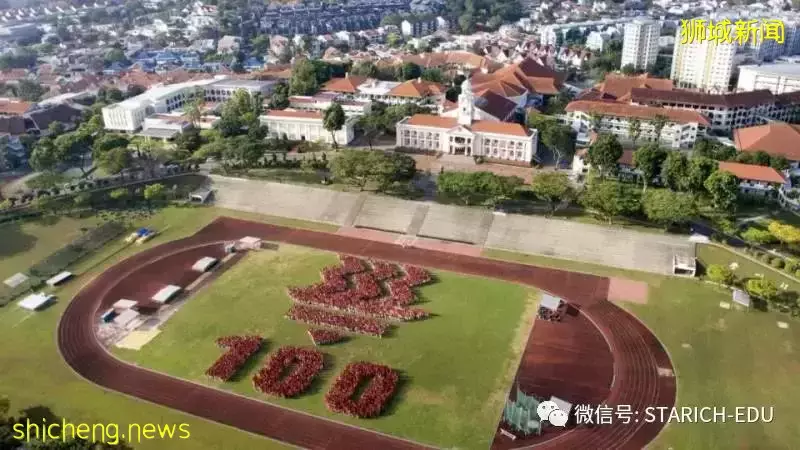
[57,217,675,449]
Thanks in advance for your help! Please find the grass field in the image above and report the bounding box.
[697,244,800,293]
[115,245,538,450]
[485,249,800,449]
[0,206,338,449]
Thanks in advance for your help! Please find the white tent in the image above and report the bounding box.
[238,236,262,250]
[46,271,73,287]
[18,293,55,311]
[151,285,182,304]
[689,233,711,244]
[549,396,573,415]
[4,272,28,288]
[114,309,140,328]
[192,256,218,272]
[113,299,138,310]
[540,294,562,312]
[732,289,751,308]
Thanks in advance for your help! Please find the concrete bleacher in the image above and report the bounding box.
[211,176,360,225]
[353,196,418,234]
[485,214,692,275]
[417,204,494,245]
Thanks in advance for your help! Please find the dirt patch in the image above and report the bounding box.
[607,277,649,304]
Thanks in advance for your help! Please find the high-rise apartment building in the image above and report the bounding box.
[670,27,737,92]
[621,19,661,71]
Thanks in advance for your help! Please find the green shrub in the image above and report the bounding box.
[786,259,799,273]
[771,258,785,269]
[761,253,773,263]
[706,264,736,286]
[795,269,800,279]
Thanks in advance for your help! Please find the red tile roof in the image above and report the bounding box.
[406,114,458,128]
[387,79,445,98]
[718,161,785,184]
[321,75,369,93]
[630,88,777,108]
[471,57,563,97]
[405,114,531,137]
[0,99,32,116]
[577,73,673,102]
[263,110,324,119]
[733,122,800,161]
[565,100,711,126]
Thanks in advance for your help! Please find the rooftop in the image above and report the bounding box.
[718,161,786,184]
[734,122,800,161]
[739,63,800,77]
[565,100,711,126]
[404,114,532,137]
[209,79,277,90]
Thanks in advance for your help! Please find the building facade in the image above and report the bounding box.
[260,109,357,145]
[564,100,710,149]
[621,19,660,71]
[671,28,736,92]
[395,79,537,163]
[737,64,800,94]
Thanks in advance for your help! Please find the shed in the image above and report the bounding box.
[151,285,182,304]
[4,272,28,288]
[732,289,751,308]
[114,309,140,328]
[46,271,73,287]
[673,254,697,277]
[238,236,262,250]
[540,294,562,312]
[189,188,213,204]
[18,293,55,311]
[113,299,138,310]
[192,256,218,272]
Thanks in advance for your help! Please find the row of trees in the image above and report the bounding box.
[330,150,416,192]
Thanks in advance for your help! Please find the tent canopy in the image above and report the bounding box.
[192,256,218,272]
[733,289,751,307]
[540,294,562,311]
[151,285,182,303]
[46,271,73,287]
[18,293,54,311]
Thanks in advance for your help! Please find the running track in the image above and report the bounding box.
[58,217,675,449]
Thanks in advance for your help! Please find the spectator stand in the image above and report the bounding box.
[537,293,567,322]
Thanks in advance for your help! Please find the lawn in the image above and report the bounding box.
[0,206,338,449]
[115,245,538,450]
[696,244,800,293]
[484,249,800,449]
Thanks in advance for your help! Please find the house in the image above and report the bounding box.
[733,122,800,167]
[564,100,710,149]
[467,58,564,110]
[217,35,242,54]
[395,78,538,164]
[576,73,674,102]
[718,161,787,197]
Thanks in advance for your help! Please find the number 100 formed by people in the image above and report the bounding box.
[680,19,785,45]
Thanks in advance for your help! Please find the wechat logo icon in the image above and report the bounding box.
[537,400,569,427]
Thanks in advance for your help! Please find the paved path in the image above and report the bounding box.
[58,217,675,450]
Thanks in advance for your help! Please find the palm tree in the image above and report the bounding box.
[590,112,604,132]
[628,118,642,146]
[652,114,668,143]
[185,96,204,127]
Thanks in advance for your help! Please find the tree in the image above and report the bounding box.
[587,133,623,178]
[126,84,146,98]
[539,120,575,166]
[770,154,790,171]
[632,144,666,191]
[251,34,270,55]
[746,278,779,302]
[387,32,403,48]
[437,171,523,205]
[109,187,130,206]
[174,127,203,154]
[330,150,376,190]
[399,62,422,81]
[621,63,636,75]
[104,48,128,64]
[589,112,604,132]
[661,151,690,191]
[323,103,346,149]
[628,118,642,146]
[694,138,736,161]
[642,189,696,228]
[706,264,736,286]
[289,59,319,95]
[421,68,444,83]
[29,137,63,171]
[143,183,166,203]
[768,221,800,249]
[687,156,718,194]
[358,113,385,150]
[704,170,740,213]
[47,121,65,137]
[458,14,475,34]
[268,82,290,109]
[580,179,641,223]
[529,171,575,216]
[651,114,668,143]
[16,79,46,101]
[184,96,204,127]
[98,147,132,174]
[351,61,378,78]
[92,134,129,159]
[741,227,777,245]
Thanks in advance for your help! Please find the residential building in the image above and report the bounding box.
[217,35,242,54]
[321,76,445,105]
[670,28,737,92]
[395,78,538,163]
[288,93,372,117]
[718,161,786,197]
[628,88,800,133]
[733,122,800,167]
[260,110,357,145]
[564,100,710,148]
[737,63,800,94]
[586,31,612,52]
[621,19,660,71]
[576,73,674,102]
[401,17,437,37]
